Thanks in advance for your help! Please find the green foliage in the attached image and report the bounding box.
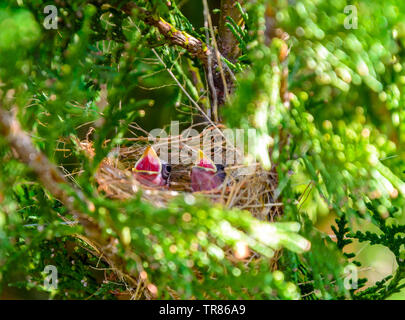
[108,195,308,299]
[331,214,357,262]
[1,0,405,300]
[349,201,405,299]
[9,237,121,300]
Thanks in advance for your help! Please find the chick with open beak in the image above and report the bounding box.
[190,150,226,192]
[132,146,171,188]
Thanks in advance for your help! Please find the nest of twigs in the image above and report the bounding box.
[79,124,282,221]
[70,123,285,299]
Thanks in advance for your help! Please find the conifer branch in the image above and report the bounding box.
[218,0,245,62]
[145,13,211,63]
[0,105,100,238]
[0,103,147,297]
[120,2,234,110]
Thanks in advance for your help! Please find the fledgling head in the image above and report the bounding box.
[190,150,226,192]
[132,146,171,188]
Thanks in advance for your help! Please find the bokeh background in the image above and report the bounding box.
[1,0,405,299]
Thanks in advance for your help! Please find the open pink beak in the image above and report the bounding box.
[133,146,162,174]
[191,150,225,192]
[132,146,170,187]
[195,149,217,172]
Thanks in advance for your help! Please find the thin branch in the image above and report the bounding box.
[218,0,245,62]
[202,4,218,121]
[122,3,210,63]
[0,105,101,237]
[120,2,234,112]
[202,0,229,121]
[151,48,243,160]
[0,103,149,297]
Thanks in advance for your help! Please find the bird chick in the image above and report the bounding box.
[132,146,171,188]
[190,149,226,192]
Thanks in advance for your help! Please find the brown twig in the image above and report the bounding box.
[0,103,148,298]
[0,106,101,237]
[218,0,245,63]
[121,3,209,62]
[119,2,234,113]
[202,0,235,120]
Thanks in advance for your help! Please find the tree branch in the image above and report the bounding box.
[0,106,101,237]
[0,103,149,297]
[218,0,245,62]
[121,3,210,62]
[120,2,234,112]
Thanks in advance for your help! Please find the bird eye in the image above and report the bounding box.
[162,164,171,179]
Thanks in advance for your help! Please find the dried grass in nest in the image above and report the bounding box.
[75,124,284,299]
[80,124,283,221]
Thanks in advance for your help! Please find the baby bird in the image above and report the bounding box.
[132,146,171,188]
[190,149,226,192]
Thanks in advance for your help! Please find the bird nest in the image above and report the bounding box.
[79,124,282,221]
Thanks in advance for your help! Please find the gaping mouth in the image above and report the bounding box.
[194,149,217,172]
[132,146,162,174]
